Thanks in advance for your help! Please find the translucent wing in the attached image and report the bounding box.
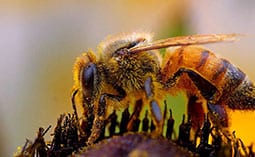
[128,34,241,53]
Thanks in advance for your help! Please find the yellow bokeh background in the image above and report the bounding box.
[0,1,255,156]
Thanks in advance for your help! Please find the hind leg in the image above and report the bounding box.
[164,67,230,128]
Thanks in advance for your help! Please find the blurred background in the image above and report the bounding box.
[0,0,255,156]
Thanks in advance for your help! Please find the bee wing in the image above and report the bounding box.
[128,34,241,53]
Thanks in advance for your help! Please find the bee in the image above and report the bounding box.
[72,32,255,145]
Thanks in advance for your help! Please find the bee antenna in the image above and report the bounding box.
[71,88,80,128]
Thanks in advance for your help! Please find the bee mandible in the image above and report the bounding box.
[72,32,255,145]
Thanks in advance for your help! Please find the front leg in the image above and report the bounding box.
[86,94,106,145]
[87,86,126,145]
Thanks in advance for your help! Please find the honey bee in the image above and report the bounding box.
[72,32,255,145]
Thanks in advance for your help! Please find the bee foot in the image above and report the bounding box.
[87,116,105,146]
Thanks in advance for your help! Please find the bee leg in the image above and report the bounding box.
[207,102,228,127]
[144,77,163,136]
[127,99,143,132]
[187,95,205,129]
[87,86,126,145]
[166,68,230,126]
[177,68,229,127]
[166,68,218,100]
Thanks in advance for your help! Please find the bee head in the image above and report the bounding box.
[73,51,98,103]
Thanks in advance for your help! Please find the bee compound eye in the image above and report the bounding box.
[81,63,98,98]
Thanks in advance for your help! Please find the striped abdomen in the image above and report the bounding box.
[161,46,255,110]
